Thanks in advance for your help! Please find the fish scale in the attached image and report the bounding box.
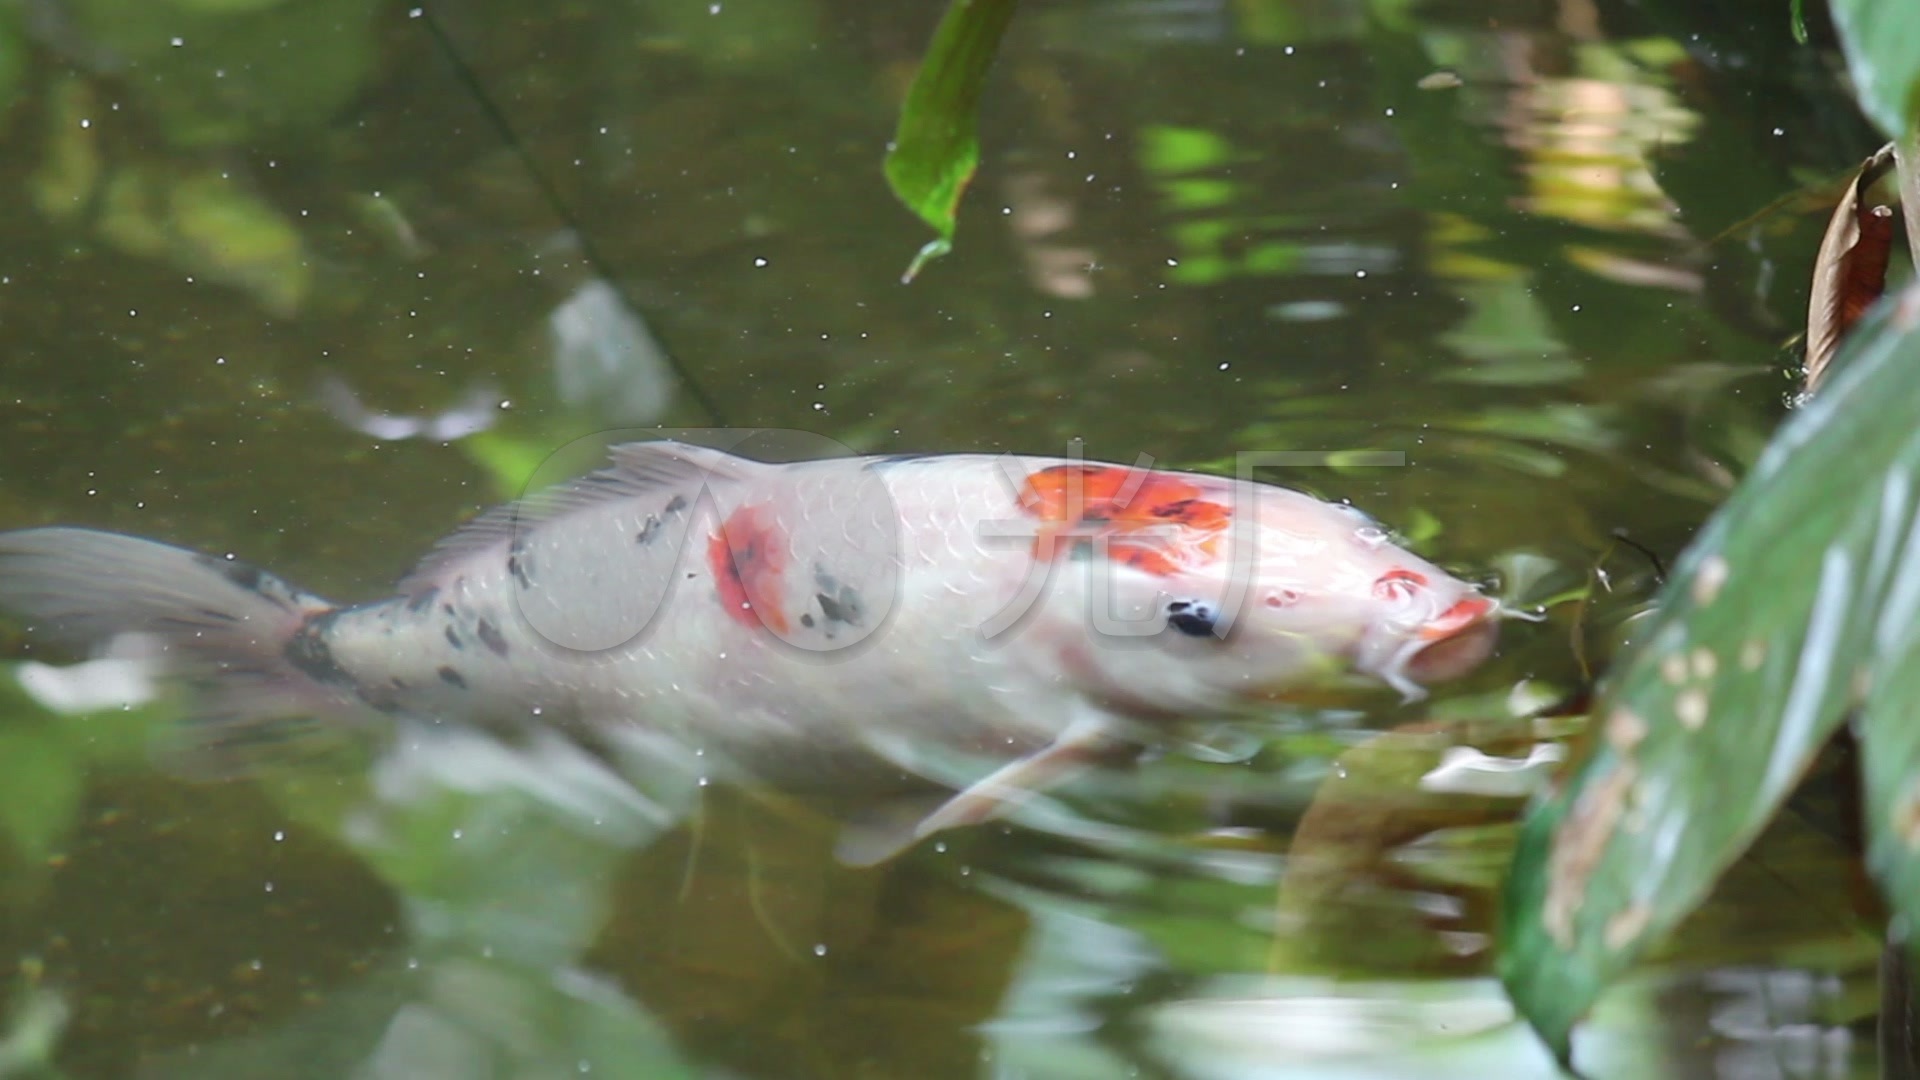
[0,439,1504,864]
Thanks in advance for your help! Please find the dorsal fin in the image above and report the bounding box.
[396,440,763,594]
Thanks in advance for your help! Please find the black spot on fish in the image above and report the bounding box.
[1165,599,1220,638]
[389,677,409,690]
[686,572,697,580]
[438,666,467,689]
[815,586,864,627]
[1152,499,1197,519]
[635,515,664,546]
[475,617,510,658]
[444,625,463,650]
[800,613,815,628]
[507,545,533,590]
[816,592,857,626]
[283,611,352,686]
[405,585,440,614]
[441,603,457,618]
[665,494,688,515]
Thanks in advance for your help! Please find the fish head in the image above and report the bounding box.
[1043,476,1499,714]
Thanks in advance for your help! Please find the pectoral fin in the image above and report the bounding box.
[833,713,1134,868]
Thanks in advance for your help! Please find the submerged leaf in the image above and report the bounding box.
[1273,718,1545,977]
[1804,144,1898,393]
[884,0,1018,282]
[0,9,22,126]
[1500,283,1920,1063]
[0,728,82,866]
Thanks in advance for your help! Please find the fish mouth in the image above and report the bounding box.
[1348,594,1502,701]
[1401,595,1499,685]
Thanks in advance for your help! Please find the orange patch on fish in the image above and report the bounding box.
[1018,465,1232,576]
[708,504,790,634]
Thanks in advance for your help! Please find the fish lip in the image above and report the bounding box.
[1401,596,1500,685]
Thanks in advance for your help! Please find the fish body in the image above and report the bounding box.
[0,439,1500,862]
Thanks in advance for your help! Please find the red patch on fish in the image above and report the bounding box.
[1373,568,1427,602]
[708,504,790,634]
[1018,465,1232,575]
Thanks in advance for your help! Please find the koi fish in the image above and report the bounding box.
[0,438,1501,864]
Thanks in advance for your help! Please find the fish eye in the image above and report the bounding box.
[1165,599,1220,638]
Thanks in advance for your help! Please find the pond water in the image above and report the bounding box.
[0,0,1890,1077]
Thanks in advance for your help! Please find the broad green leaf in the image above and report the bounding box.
[1861,619,1920,926]
[1830,0,1920,141]
[884,0,1017,282]
[1856,420,1920,944]
[1500,284,1920,1064]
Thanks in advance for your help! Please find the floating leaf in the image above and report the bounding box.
[1500,283,1920,1065]
[1804,143,1898,393]
[884,0,1018,283]
[1830,0,1920,142]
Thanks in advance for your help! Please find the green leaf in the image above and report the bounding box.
[884,0,1017,283]
[1499,284,1920,1064]
[1860,623,1920,924]
[1830,0,1920,141]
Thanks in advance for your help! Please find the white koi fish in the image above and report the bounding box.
[0,438,1500,863]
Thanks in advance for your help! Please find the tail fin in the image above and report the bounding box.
[0,527,362,774]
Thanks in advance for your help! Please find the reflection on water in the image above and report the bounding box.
[0,0,1885,1076]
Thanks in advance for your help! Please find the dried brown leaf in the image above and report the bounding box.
[1804,143,1900,393]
